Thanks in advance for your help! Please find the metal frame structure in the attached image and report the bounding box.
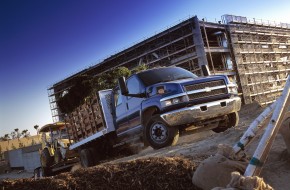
[224,15,290,105]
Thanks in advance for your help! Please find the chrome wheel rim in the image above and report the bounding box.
[150,122,168,143]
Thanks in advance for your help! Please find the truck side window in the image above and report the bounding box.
[115,89,122,106]
[127,76,141,94]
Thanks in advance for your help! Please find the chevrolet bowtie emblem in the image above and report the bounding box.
[204,87,211,92]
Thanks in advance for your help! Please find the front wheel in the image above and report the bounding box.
[146,115,179,149]
[40,148,53,167]
[212,112,239,133]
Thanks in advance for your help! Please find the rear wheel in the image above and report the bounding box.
[89,147,101,165]
[212,112,239,133]
[146,115,179,149]
[80,148,94,168]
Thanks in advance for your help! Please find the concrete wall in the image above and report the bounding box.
[22,151,41,172]
[6,144,41,172]
[8,149,23,168]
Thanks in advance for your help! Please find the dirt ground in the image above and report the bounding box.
[1,102,290,189]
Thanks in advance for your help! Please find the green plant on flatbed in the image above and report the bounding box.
[57,65,147,114]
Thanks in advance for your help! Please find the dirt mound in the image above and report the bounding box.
[1,157,200,190]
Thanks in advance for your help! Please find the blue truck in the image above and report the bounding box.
[62,67,241,167]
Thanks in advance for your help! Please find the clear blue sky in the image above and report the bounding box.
[1,0,290,137]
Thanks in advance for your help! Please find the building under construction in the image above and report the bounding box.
[48,14,290,122]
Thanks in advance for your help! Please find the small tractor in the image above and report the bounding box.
[34,122,79,177]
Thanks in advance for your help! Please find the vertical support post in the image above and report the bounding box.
[201,65,211,76]
[191,16,209,76]
[244,76,290,177]
[202,20,215,75]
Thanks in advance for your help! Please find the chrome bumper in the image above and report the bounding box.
[160,97,241,126]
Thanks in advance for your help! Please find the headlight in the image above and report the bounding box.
[161,95,188,107]
[172,98,180,104]
[228,83,238,94]
[164,100,173,106]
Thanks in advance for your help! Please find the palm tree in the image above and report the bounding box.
[21,129,30,138]
[10,131,16,139]
[34,125,39,135]
[4,134,10,141]
[14,128,20,138]
[4,134,11,145]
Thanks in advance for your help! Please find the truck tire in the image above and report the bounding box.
[89,147,101,165]
[146,115,179,149]
[212,112,239,133]
[80,149,94,168]
[40,148,53,167]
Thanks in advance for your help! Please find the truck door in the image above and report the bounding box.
[125,76,145,134]
[114,88,129,134]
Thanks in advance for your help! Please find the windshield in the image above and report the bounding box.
[137,67,198,86]
[44,128,68,142]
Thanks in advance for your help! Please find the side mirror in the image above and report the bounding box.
[118,77,128,95]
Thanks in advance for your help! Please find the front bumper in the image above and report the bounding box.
[160,97,241,126]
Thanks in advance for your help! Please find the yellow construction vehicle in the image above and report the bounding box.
[34,122,79,177]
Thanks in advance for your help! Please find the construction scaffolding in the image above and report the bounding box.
[224,15,290,105]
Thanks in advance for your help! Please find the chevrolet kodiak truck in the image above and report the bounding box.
[64,67,241,167]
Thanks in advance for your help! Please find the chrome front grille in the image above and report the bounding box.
[188,88,227,100]
[184,80,227,100]
[184,80,225,91]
